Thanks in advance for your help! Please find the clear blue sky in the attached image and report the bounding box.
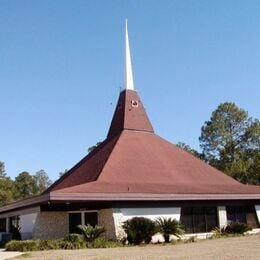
[1,0,260,181]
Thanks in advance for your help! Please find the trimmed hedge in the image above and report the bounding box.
[5,236,124,251]
[5,240,39,252]
[88,238,124,248]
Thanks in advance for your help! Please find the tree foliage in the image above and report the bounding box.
[176,142,204,160]
[199,102,260,184]
[88,141,103,154]
[0,162,15,206]
[59,169,68,178]
[14,172,37,199]
[0,163,53,206]
[34,169,52,194]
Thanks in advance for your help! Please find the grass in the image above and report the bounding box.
[16,253,31,258]
[13,234,260,260]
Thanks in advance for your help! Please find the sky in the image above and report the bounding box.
[1,0,260,181]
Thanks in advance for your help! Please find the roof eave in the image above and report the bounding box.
[0,194,50,214]
[49,192,260,201]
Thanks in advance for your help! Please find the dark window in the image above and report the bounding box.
[226,206,258,228]
[84,212,98,227]
[69,213,81,234]
[180,208,193,233]
[180,207,218,233]
[69,212,98,234]
[205,207,218,232]
[0,218,6,232]
[193,207,205,233]
[9,216,20,233]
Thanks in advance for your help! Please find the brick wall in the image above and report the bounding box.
[33,212,69,239]
[98,208,116,240]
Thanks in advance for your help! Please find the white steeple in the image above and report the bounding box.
[125,19,135,90]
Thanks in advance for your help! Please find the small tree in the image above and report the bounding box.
[155,217,184,243]
[34,170,52,194]
[78,224,105,243]
[123,217,157,245]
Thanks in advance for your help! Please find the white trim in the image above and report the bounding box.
[217,206,227,228]
[255,205,260,225]
[68,210,97,213]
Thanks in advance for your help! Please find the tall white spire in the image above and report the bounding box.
[125,19,135,90]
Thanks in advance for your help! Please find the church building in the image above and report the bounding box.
[0,22,259,241]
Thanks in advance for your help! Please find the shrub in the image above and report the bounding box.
[63,233,84,243]
[212,222,251,238]
[211,227,226,238]
[38,239,61,250]
[225,222,251,234]
[78,224,105,243]
[155,217,184,243]
[87,237,124,248]
[59,240,77,249]
[5,240,39,252]
[61,233,86,249]
[123,217,157,245]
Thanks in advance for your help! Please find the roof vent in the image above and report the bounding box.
[131,100,138,108]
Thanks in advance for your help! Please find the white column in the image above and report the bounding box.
[6,217,9,233]
[217,206,227,228]
[255,205,260,225]
[112,208,126,240]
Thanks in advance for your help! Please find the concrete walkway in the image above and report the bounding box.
[0,249,23,260]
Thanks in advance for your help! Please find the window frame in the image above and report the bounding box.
[68,210,98,234]
[180,207,218,233]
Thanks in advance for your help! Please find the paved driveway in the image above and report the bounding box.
[0,249,23,260]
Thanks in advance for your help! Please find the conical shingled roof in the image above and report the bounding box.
[107,89,154,138]
[45,89,260,198]
[44,22,260,199]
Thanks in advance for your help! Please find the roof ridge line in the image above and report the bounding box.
[43,133,121,194]
[92,132,123,182]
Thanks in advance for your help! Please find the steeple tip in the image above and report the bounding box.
[125,20,135,90]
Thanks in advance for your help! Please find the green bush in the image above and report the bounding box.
[78,224,105,243]
[5,240,39,252]
[62,233,86,249]
[225,222,251,234]
[155,217,184,243]
[38,239,61,250]
[63,233,84,243]
[212,222,251,237]
[5,237,87,251]
[123,217,157,245]
[87,237,124,248]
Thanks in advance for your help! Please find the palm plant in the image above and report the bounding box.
[77,224,105,243]
[155,217,184,243]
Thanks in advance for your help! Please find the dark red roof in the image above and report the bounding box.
[45,89,260,198]
[107,90,154,138]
